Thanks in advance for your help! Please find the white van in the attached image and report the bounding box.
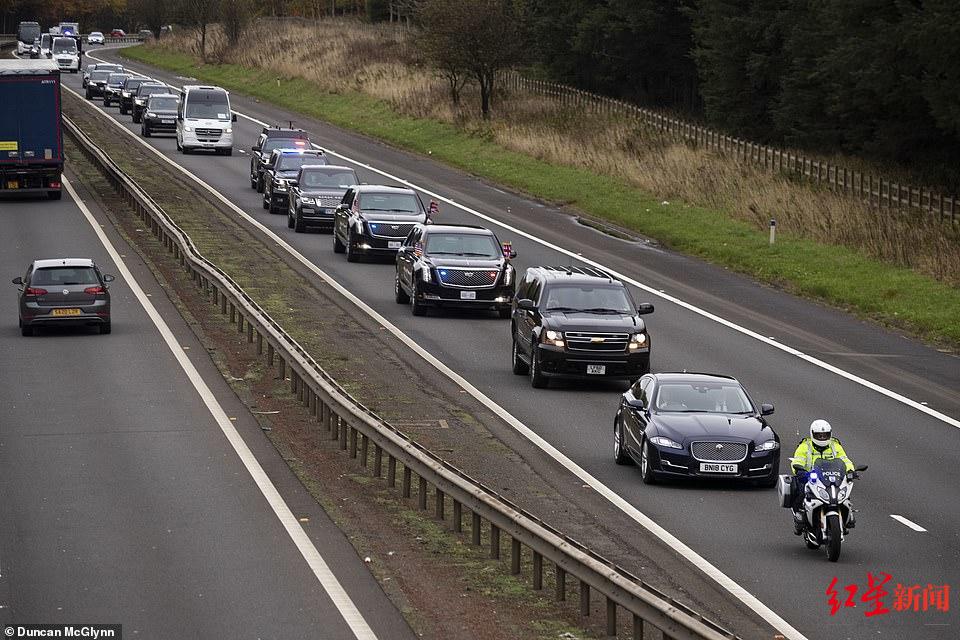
[51,36,79,73]
[176,85,236,155]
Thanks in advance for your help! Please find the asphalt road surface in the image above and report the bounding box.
[0,177,414,639]
[66,47,960,639]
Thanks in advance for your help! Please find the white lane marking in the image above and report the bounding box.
[66,67,807,640]
[62,177,378,640]
[890,515,927,532]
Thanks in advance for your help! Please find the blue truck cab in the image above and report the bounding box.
[0,59,63,200]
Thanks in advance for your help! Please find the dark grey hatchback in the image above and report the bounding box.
[13,258,115,335]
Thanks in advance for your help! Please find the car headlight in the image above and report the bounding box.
[353,219,363,234]
[421,267,432,283]
[650,436,683,449]
[122,91,130,97]
[629,332,648,350]
[503,263,514,286]
[135,98,145,105]
[542,330,564,347]
[146,112,156,118]
[184,125,193,132]
[300,197,315,205]
[756,440,779,451]
[225,127,232,134]
[274,180,288,193]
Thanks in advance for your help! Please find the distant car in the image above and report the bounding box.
[110,29,126,38]
[286,164,358,232]
[141,94,179,137]
[87,31,104,45]
[84,69,113,99]
[333,185,428,262]
[613,372,780,487]
[259,148,327,214]
[137,29,154,40]
[13,258,115,336]
[35,33,53,59]
[395,224,516,317]
[249,127,310,192]
[118,76,148,115]
[510,265,654,387]
[131,82,170,123]
[102,72,131,106]
[83,62,122,88]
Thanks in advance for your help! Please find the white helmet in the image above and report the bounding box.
[810,420,832,450]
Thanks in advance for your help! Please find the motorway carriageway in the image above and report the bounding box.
[0,175,413,638]
[68,47,960,639]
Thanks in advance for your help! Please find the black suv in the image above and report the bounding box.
[510,266,654,388]
[287,164,359,233]
[141,93,179,137]
[131,83,170,123]
[333,185,427,262]
[395,224,516,317]
[261,148,327,214]
[250,127,310,192]
[84,69,112,99]
[118,76,147,115]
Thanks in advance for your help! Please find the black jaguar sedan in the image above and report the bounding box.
[613,372,780,486]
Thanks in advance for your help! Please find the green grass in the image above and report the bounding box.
[123,46,960,347]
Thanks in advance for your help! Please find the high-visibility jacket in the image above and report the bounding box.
[790,437,854,473]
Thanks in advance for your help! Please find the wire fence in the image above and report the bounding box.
[499,70,958,225]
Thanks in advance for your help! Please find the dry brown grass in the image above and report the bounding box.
[154,18,960,285]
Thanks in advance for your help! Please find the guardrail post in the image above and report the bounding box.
[606,597,616,636]
[511,538,521,574]
[237,313,244,333]
[220,294,227,315]
[256,331,263,354]
[290,370,298,395]
[532,552,542,589]
[373,444,382,476]
[490,524,500,559]
[360,433,369,466]
[247,323,253,344]
[349,427,358,458]
[418,476,428,509]
[339,420,348,450]
[267,343,275,366]
[279,357,286,380]
[435,488,444,520]
[556,567,566,601]
[330,413,339,441]
[472,512,481,545]
[452,500,462,533]
[229,302,236,323]
[387,455,397,487]
[632,614,644,640]
[580,580,590,616]
[402,466,412,498]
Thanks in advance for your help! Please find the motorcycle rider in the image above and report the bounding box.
[789,420,855,534]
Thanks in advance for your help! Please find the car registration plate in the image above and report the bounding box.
[161,119,174,124]
[586,364,606,375]
[388,241,402,249]
[460,290,477,300]
[700,463,737,473]
[51,308,81,316]
[6,181,18,189]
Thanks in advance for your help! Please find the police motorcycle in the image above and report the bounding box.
[777,459,867,562]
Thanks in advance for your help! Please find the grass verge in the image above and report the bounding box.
[122,45,960,348]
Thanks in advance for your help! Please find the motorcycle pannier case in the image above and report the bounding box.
[777,475,792,508]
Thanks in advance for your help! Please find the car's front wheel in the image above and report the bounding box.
[529,345,548,388]
[395,274,410,304]
[293,211,306,233]
[614,419,632,465]
[511,335,528,375]
[410,281,426,316]
[640,438,657,484]
[333,231,345,254]
[345,231,359,263]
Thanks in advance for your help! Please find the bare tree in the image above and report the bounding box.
[221,0,254,48]
[177,0,219,60]
[417,0,524,118]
